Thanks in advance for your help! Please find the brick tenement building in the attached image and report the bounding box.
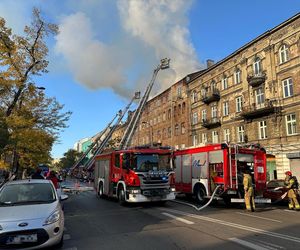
[187,12,300,180]
[117,12,300,180]
[131,71,202,149]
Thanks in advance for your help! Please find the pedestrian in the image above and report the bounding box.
[47,170,59,189]
[31,168,44,179]
[243,169,255,212]
[284,171,300,211]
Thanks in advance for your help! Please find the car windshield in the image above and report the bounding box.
[267,180,285,188]
[127,153,172,172]
[0,183,56,206]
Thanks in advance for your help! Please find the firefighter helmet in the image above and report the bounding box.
[285,171,292,176]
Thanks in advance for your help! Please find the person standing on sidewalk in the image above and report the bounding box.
[284,171,300,211]
[243,169,255,212]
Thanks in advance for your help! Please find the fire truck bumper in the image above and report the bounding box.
[127,192,176,202]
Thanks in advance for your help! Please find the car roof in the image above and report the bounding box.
[4,179,52,185]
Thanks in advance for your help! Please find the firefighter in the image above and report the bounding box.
[284,171,300,211]
[243,169,255,212]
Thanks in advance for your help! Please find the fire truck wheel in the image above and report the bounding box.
[118,187,126,205]
[195,185,206,205]
[98,182,104,198]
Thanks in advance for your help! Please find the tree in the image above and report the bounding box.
[0,8,71,172]
[58,149,84,170]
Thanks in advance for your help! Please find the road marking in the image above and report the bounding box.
[159,208,300,243]
[64,247,77,250]
[64,234,71,240]
[162,212,194,225]
[229,238,270,250]
[236,212,282,223]
[255,240,286,249]
[284,209,296,213]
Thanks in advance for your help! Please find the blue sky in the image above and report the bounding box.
[0,0,298,158]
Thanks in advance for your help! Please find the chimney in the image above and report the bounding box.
[206,59,215,68]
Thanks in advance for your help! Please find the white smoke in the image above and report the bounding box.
[55,0,201,98]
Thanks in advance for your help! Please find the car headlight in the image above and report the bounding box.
[43,209,61,225]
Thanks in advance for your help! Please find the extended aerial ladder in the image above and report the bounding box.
[71,92,140,171]
[118,58,170,149]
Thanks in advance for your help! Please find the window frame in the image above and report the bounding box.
[258,120,267,139]
[282,78,293,98]
[279,44,289,64]
[286,113,297,136]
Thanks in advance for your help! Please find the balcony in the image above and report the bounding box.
[202,117,221,129]
[240,100,277,120]
[201,89,220,104]
[247,72,266,87]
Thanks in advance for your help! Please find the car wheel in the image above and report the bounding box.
[118,187,126,206]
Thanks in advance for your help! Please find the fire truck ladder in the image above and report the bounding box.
[84,92,141,170]
[118,58,170,149]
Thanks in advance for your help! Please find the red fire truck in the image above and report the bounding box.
[94,146,176,204]
[174,143,267,205]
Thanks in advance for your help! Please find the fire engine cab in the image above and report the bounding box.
[174,143,267,205]
[94,146,176,204]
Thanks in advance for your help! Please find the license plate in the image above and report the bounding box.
[6,234,38,244]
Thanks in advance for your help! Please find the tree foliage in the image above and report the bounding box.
[0,8,71,171]
[58,149,84,170]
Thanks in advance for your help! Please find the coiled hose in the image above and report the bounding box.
[171,185,221,211]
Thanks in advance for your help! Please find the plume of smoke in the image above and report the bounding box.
[55,1,201,99]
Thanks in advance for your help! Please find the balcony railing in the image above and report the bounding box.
[247,72,266,87]
[240,100,277,119]
[202,117,221,129]
[201,88,220,104]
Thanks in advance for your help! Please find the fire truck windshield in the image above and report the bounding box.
[130,153,172,172]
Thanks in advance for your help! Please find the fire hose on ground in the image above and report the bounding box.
[171,185,221,211]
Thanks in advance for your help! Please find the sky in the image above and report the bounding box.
[0,0,298,159]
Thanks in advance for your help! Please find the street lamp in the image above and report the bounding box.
[142,121,153,147]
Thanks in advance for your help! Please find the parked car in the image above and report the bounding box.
[263,179,299,203]
[0,179,68,249]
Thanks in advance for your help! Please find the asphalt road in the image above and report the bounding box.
[55,188,300,250]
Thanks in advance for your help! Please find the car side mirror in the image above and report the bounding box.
[60,194,69,201]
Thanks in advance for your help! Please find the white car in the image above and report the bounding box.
[0,179,68,249]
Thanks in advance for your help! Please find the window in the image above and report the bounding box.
[237,126,245,142]
[224,128,230,142]
[163,112,166,121]
[192,90,198,103]
[182,102,186,114]
[286,114,297,135]
[234,69,241,84]
[223,101,229,116]
[212,131,219,143]
[181,122,185,134]
[168,127,171,138]
[177,86,182,97]
[279,44,289,64]
[211,106,217,118]
[236,96,243,112]
[222,76,228,90]
[253,57,262,75]
[114,154,120,168]
[202,133,207,144]
[168,109,171,119]
[282,78,293,98]
[193,134,198,146]
[163,128,167,139]
[202,109,207,121]
[255,88,265,107]
[211,80,217,91]
[192,112,198,125]
[175,124,179,136]
[258,121,267,139]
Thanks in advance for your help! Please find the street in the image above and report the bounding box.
[56,182,300,250]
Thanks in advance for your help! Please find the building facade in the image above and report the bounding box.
[128,13,300,180]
